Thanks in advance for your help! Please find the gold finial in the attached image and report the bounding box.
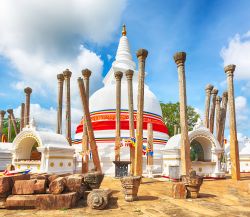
[122,24,126,36]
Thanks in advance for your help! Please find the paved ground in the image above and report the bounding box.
[0,175,250,217]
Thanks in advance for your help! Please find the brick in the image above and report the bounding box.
[6,195,37,209]
[34,180,46,194]
[165,182,186,199]
[12,180,36,195]
[0,176,12,198]
[36,192,77,210]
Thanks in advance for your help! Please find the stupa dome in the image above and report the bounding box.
[74,25,168,175]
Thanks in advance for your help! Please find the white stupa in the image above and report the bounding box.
[74,25,169,175]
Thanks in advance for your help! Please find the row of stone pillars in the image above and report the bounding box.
[174,52,240,180]
[203,66,240,180]
[113,48,148,176]
[0,87,32,142]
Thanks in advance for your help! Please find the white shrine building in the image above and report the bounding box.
[73,26,169,175]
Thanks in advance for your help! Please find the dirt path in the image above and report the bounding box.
[0,175,249,217]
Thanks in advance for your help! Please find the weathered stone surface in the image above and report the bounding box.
[6,195,36,209]
[65,174,87,198]
[0,176,12,198]
[49,177,66,194]
[48,175,59,184]
[34,180,46,194]
[0,198,6,209]
[11,174,30,182]
[164,182,186,199]
[12,179,36,195]
[87,188,112,210]
[84,171,104,190]
[36,192,77,210]
[172,183,186,199]
[120,176,141,202]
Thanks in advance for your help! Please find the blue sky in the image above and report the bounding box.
[0,0,250,138]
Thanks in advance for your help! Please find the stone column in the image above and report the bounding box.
[78,77,102,172]
[63,69,72,145]
[114,71,123,161]
[20,103,25,130]
[220,91,228,146]
[82,68,92,173]
[174,124,178,135]
[215,96,222,142]
[135,48,148,176]
[57,73,64,134]
[7,109,18,135]
[147,123,153,166]
[7,115,11,142]
[125,69,135,174]
[224,64,240,180]
[204,84,214,128]
[209,88,218,134]
[0,110,6,140]
[173,52,191,176]
[24,87,32,127]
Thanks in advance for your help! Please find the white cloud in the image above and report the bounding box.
[107,54,113,61]
[220,32,250,80]
[0,0,126,131]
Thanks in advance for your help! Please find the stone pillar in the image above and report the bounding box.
[20,103,25,130]
[63,69,72,145]
[57,73,64,134]
[77,77,102,172]
[204,84,214,128]
[82,68,92,173]
[24,87,32,127]
[224,64,240,180]
[7,115,11,142]
[209,88,218,134]
[174,124,178,135]
[215,96,222,142]
[0,110,6,140]
[135,48,148,176]
[125,69,135,174]
[173,52,191,176]
[7,109,18,135]
[147,123,153,166]
[114,71,123,161]
[220,91,228,146]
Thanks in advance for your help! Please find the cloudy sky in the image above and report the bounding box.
[0,0,250,138]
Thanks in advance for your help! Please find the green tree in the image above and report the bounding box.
[1,118,20,142]
[160,102,200,137]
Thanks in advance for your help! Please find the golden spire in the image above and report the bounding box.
[122,24,126,36]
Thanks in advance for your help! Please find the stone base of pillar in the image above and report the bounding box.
[120,176,141,202]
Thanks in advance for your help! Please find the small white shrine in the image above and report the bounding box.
[0,142,12,171]
[12,121,75,174]
[162,121,225,179]
[225,136,250,173]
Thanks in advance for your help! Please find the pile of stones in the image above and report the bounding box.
[0,171,111,210]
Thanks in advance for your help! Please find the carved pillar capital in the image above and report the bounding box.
[205,84,214,94]
[211,88,218,96]
[7,109,13,115]
[224,64,236,77]
[125,69,134,80]
[114,71,123,80]
[82,68,92,79]
[0,110,6,118]
[63,69,72,79]
[173,52,186,66]
[24,87,32,95]
[136,48,148,61]
[57,73,64,82]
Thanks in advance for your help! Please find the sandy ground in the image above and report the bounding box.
[0,175,250,217]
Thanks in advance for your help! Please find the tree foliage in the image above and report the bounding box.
[160,102,200,137]
[1,118,20,142]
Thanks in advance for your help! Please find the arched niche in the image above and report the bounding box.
[190,136,212,161]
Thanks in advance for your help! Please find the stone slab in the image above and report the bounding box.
[36,192,77,210]
[12,180,36,195]
[0,176,12,197]
[0,198,6,209]
[6,195,37,209]
[165,182,186,199]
